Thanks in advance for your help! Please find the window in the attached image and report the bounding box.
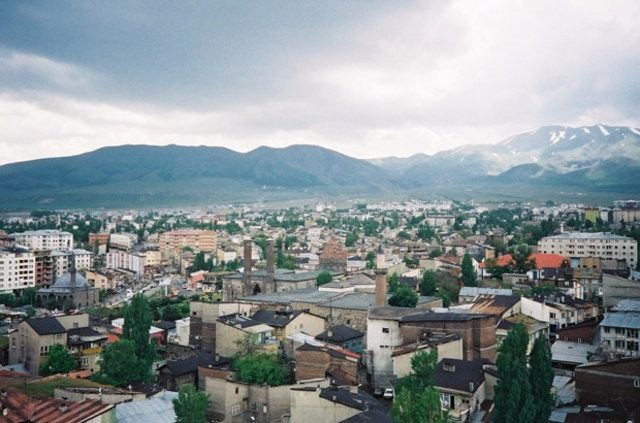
[235,387,239,394]
[231,404,242,416]
[615,340,625,349]
[382,328,389,334]
[634,378,640,388]
[603,327,610,333]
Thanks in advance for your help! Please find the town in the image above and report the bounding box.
[0,198,638,422]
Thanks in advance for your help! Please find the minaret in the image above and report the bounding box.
[69,250,76,291]
[242,238,252,293]
[266,239,275,291]
[375,268,388,307]
[376,243,385,270]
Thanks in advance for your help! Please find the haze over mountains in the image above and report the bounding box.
[1,124,639,209]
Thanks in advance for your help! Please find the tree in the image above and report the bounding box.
[529,336,553,422]
[96,339,143,386]
[494,323,535,423]
[233,353,288,386]
[391,349,447,423]
[162,304,182,322]
[122,294,155,381]
[461,253,477,286]
[417,224,436,242]
[420,270,437,296]
[388,286,418,308]
[436,289,451,307]
[485,258,508,280]
[315,271,333,287]
[25,306,36,318]
[173,384,210,423]
[345,232,359,247]
[388,272,400,293]
[428,248,442,259]
[397,230,411,240]
[39,344,77,375]
[510,244,535,274]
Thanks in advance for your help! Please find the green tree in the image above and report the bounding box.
[428,248,442,258]
[509,244,535,274]
[345,232,359,247]
[25,306,36,318]
[417,224,436,242]
[391,349,447,423]
[96,339,143,386]
[529,336,553,422]
[388,286,418,308]
[397,230,411,240]
[461,253,477,287]
[436,289,451,307]
[39,344,77,375]
[315,271,333,287]
[388,272,400,293]
[173,384,210,423]
[122,293,155,381]
[485,258,508,280]
[494,323,535,423]
[233,353,288,386]
[162,304,182,322]
[420,270,437,296]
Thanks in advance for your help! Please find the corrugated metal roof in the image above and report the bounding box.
[600,312,640,329]
[115,391,178,423]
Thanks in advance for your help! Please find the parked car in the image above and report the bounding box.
[373,387,384,397]
[383,388,394,399]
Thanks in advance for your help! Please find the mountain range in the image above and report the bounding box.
[1,124,639,209]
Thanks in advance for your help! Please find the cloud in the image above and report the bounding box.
[0,1,639,163]
[0,49,99,88]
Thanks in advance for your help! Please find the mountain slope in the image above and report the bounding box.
[0,144,404,208]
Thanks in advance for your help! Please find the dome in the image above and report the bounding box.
[52,272,90,289]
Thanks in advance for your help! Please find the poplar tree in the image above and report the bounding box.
[122,293,155,381]
[529,335,554,422]
[461,253,477,286]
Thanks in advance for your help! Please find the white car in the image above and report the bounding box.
[383,388,394,399]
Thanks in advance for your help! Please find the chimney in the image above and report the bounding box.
[469,382,474,392]
[375,268,388,307]
[266,239,275,285]
[243,238,252,283]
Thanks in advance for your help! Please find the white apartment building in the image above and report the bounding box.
[12,230,73,251]
[51,249,93,278]
[0,247,36,292]
[106,251,145,276]
[600,313,640,357]
[538,232,637,268]
[109,232,138,251]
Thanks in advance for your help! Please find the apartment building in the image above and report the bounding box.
[12,230,73,251]
[0,246,36,293]
[159,229,217,260]
[106,250,145,276]
[51,249,93,278]
[538,232,637,268]
[600,300,640,358]
[108,232,138,251]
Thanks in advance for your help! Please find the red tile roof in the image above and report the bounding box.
[0,388,114,423]
[479,253,567,270]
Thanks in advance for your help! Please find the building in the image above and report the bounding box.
[575,358,640,418]
[51,249,93,278]
[88,232,109,247]
[432,358,498,422]
[251,308,326,341]
[290,385,390,423]
[106,250,145,276]
[315,325,365,353]
[603,273,640,309]
[8,314,89,376]
[0,388,115,422]
[189,301,256,353]
[0,246,35,293]
[66,326,108,372]
[159,229,217,260]
[214,314,277,357]
[294,343,362,384]
[84,269,123,290]
[12,229,73,251]
[35,264,100,309]
[34,250,55,288]
[158,352,230,392]
[613,207,640,224]
[538,232,637,269]
[319,237,348,273]
[108,232,138,251]
[600,311,640,357]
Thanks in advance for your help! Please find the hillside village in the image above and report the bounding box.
[0,198,639,422]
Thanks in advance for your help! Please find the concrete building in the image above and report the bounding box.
[106,251,145,276]
[159,229,217,260]
[290,385,389,423]
[603,273,640,309]
[51,249,93,278]
[251,308,325,342]
[12,229,73,251]
[9,314,89,376]
[108,232,137,251]
[538,232,637,269]
[189,301,256,353]
[0,246,35,293]
[600,310,640,357]
[214,314,277,357]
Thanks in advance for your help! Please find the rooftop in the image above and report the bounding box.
[26,317,66,335]
[251,309,305,327]
[115,390,178,423]
[542,232,634,241]
[611,299,640,313]
[551,340,597,365]
[432,358,487,393]
[315,325,364,343]
[600,312,640,330]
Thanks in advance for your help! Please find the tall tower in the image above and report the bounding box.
[376,243,385,270]
[266,238,275,292]
[375,268,388,307]
[242,238,252,293]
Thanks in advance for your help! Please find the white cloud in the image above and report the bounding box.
[1,0,639,163]
[0,49,99,88]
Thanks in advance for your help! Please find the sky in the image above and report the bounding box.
[1,1,639,165]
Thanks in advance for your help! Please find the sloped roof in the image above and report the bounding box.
[52,272,90,289]
[26,317,66,335]
[251,309,304,327]
[432,358,486,393]
[316,325,364,343]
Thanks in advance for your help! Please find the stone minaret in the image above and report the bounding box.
[375,268,388,307]
[266,239,275,291]
[242,238,252,292]
[69,250,76,291]
[376,243,385,270]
